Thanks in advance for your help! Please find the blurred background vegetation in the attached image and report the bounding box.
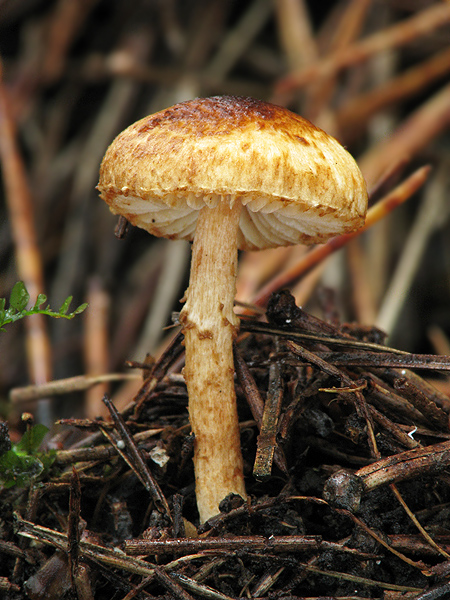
[1,0,449,428]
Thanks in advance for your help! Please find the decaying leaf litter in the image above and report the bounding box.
[1,1,450,598]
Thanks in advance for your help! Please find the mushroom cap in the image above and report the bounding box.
[98,96,368,250]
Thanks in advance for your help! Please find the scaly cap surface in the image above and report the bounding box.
[98,96,368,250]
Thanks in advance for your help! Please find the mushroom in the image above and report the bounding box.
[97,95,368,523]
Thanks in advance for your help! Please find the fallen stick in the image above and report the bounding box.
[323,440,450,512]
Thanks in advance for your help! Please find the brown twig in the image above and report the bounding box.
[323,440,450,512]
[233,344,288,474]
[10,372,140,404]
[307,349,450,372]
[125,534,320,556]
[40,0,98,84]
[0,61,52,390]
[101,395,173,523]
[302,0,372,128]
[336,509,430,576]
[296,562,422,593]
[366,373,430,427]
[274,0,318,72]
[275,3,450,95]
[390,483,450,561]
[336,45,450,143]
[240,319,408,355]
[54,444,119,466]
[68,467,81,583]
[375,368,449,432]
[233,344,264,425]
[390,534,450,557]
[253,359,284,481]
[286,339,379,459]
[360,83,450,188]
[171,573,235,600]
[16,515,158,577]
[368,404,420,450]
[152,567,195,600]
[131,330,185,419]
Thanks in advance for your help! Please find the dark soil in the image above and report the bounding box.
[2,290,450,599]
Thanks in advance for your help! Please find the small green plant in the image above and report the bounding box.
[0,424,55,488]
[0,282,87,488]
[0,281,88,330]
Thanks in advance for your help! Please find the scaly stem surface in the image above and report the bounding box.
[180,199,246,523]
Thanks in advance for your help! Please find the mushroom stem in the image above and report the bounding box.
[180,199,247,523]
